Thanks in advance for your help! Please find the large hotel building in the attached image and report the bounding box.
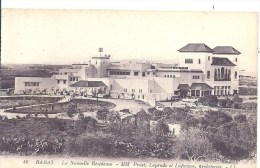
[15,43,240,104]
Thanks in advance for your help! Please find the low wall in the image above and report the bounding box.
[110,91,156,107]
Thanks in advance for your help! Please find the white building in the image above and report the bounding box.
[14,43,240,101]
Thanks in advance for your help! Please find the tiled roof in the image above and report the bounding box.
[213,46,241,55]
[211,57,236,66]
[177,84,190,90]
[190,83,213,90]
[189,69,204,73]
[108,63,131,71]
[70,81,106,87]
[178,43,213,53]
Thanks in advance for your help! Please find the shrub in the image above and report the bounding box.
[234,114,247,123]
[65,132,115,157]
[211,122,254,160]
[199,95,218,107]
[232,95,243,103]
[67,102,77,118]
[233,102,242,109]
[96,107,109,120]
[174,128,218,161]
[202,111,233,128]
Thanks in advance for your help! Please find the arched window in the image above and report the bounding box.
[221,67,224,78]
[225,69,228,79]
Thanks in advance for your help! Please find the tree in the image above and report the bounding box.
[74,114,97,134]
[96,107,109,121]
[201,110,232,128]
[175,128,218,161]
[211,122,253,160]
[169,108,188,122]
[151,119,170,143]
[161,107,173,119]
[232,95,243,103]
[67,102,77,118]
[182,114,199,130]
[199,95,218,107]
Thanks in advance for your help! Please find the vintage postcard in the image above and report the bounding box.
[0,4,258,168]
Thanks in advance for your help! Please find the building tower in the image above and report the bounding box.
[91,48,110,78]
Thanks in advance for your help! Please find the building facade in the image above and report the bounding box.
[14,43,240,101]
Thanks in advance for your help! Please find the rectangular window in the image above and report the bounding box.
[207,71,210,79]
[124,88,127,92]
[63,80,66,84]
[57,80,60,84]
[196,90,200,96]
[142,72,145,77]
[25,82,40,86]
[132,89,135,92]
[147,72,150,75]
[208,56,210,60]
[235,71,237,79]
[198,59,201,64]
[185,59,193,64]
[134,72,139,76]
[193,75,200,79]
[191,90,195,96]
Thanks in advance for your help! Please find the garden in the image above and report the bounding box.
[0,99,256,162]
[0,96,62,109]
[5,98,115,115]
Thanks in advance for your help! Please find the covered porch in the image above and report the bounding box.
[190,83,213,97]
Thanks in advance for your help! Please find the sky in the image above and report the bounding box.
[2,9,258,75]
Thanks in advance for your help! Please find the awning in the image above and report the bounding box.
[190,83,213,90]
[177,84,190,90]
[70,80,106,87]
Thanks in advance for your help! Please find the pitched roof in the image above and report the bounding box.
[178,43,213,53]
[70,80,107,87]
[211,57,236,66]
[177,84,190,90]
[190,83,213,90]
[213,46,241,55]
